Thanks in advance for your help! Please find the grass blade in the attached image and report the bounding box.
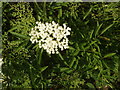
[29,67,35,89]
[90,30,94,39]
[10,31,30,39]
[86,83,95,88]
[73,60,78,69]
[15,40,29,52]
[69,57,76,68]
[43,0,47,21]
[100,23,114,35]
[37,48,44,65]
[58,52,69,67]
[8,26,18,32]
[85,41,97,50]
[59,8,62,18]
[60,67,70,72]
[103,53,116,58]
[40,66,48,73]
[39,48,44,65]
[95,23,103,37]
[58,8,62,23]
[83,7,93,20]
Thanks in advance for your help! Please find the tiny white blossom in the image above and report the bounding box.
[29,21,71,54]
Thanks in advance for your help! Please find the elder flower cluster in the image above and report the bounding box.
[29,21,71,54]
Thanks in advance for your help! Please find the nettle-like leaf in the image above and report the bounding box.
[10,31,30,40]
[103,53,116,58]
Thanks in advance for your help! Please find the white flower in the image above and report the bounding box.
[29,21,71,54]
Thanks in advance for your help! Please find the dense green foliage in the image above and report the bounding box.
[2,2,120,89]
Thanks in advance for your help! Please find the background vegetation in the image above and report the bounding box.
[2,2,120,89]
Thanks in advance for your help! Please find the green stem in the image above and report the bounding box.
[38,48,44,65]
[43,0,47,21]
[29,67,35,89]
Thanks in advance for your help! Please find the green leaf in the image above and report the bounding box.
[58,52,64,61]
[97,21,99,27]
[66,69,73,74]
[83,7,93,20]
[94,43,101,56]
[60,67,73,73]
[26,43,33,49]
[95,23,103,37]
[10,32,30,39]
[73,50,80,56]
[80,43,87,51]
[40,66,48,73]
[58,52,69,66]
[94,55,100,59]
[69,46,75,50]
[69,41,74,45]
[79,32,85,38]
[103,53,116,58]
[8,26,18,32]
[75,43,80,50]
[73,60,78,69]
[60,67,70,72]
[15,40,29,52]
[58,8,62,18]
[85,20,89,25]
[29,67,35,88]
[58,8,62,23]
[84,41,97,50]
[33,44,39,49]
[102,60,109,69]
[86,83,95,88]
[34,1,42,13]
[36,47,40,63]
[36,48,44,65]
[43,1,47,21]
[39,48,44,65]
[90,30,94,39]
[73,43,80,56]
[100,23,114,35]
[69,57,76,68]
